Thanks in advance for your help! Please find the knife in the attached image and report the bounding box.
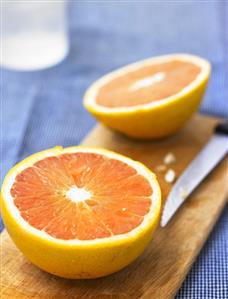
[161,120,228,227]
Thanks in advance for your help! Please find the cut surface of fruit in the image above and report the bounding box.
[84,54,211,139]
[1,147,161,278]
[10,150,153,241]
[2,147,160,244]
[85,54,210,112]
[96,60,201,108]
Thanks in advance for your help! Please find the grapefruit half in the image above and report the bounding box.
[84,54,211,139]
[1,147,161,279]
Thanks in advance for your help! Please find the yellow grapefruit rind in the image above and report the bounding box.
[1,146,161,279]
[84,54,211,139]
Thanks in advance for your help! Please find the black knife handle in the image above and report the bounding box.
[215,120,228,135]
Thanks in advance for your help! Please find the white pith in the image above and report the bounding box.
[2,147,161,245]
[129,72,166,91]
[66,186,91,203]
[84,54,211,113]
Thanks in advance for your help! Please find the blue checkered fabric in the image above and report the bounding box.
[1,2,227,298]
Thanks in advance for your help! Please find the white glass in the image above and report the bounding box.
[1,1,69,71]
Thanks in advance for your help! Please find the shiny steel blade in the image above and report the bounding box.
[161,134,228,227]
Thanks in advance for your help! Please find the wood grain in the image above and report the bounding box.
[1,114,227,299]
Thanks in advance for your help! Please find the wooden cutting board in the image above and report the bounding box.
[1,114,227,299]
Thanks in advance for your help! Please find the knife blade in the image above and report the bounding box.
[161,121,228,227]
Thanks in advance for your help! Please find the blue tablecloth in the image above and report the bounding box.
[1,2,228,298]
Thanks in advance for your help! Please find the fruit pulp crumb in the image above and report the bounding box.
[164,169,176,183]
[164,152,176,165]
[155,164,167,173]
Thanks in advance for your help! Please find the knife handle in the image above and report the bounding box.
[215,120,228,135]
